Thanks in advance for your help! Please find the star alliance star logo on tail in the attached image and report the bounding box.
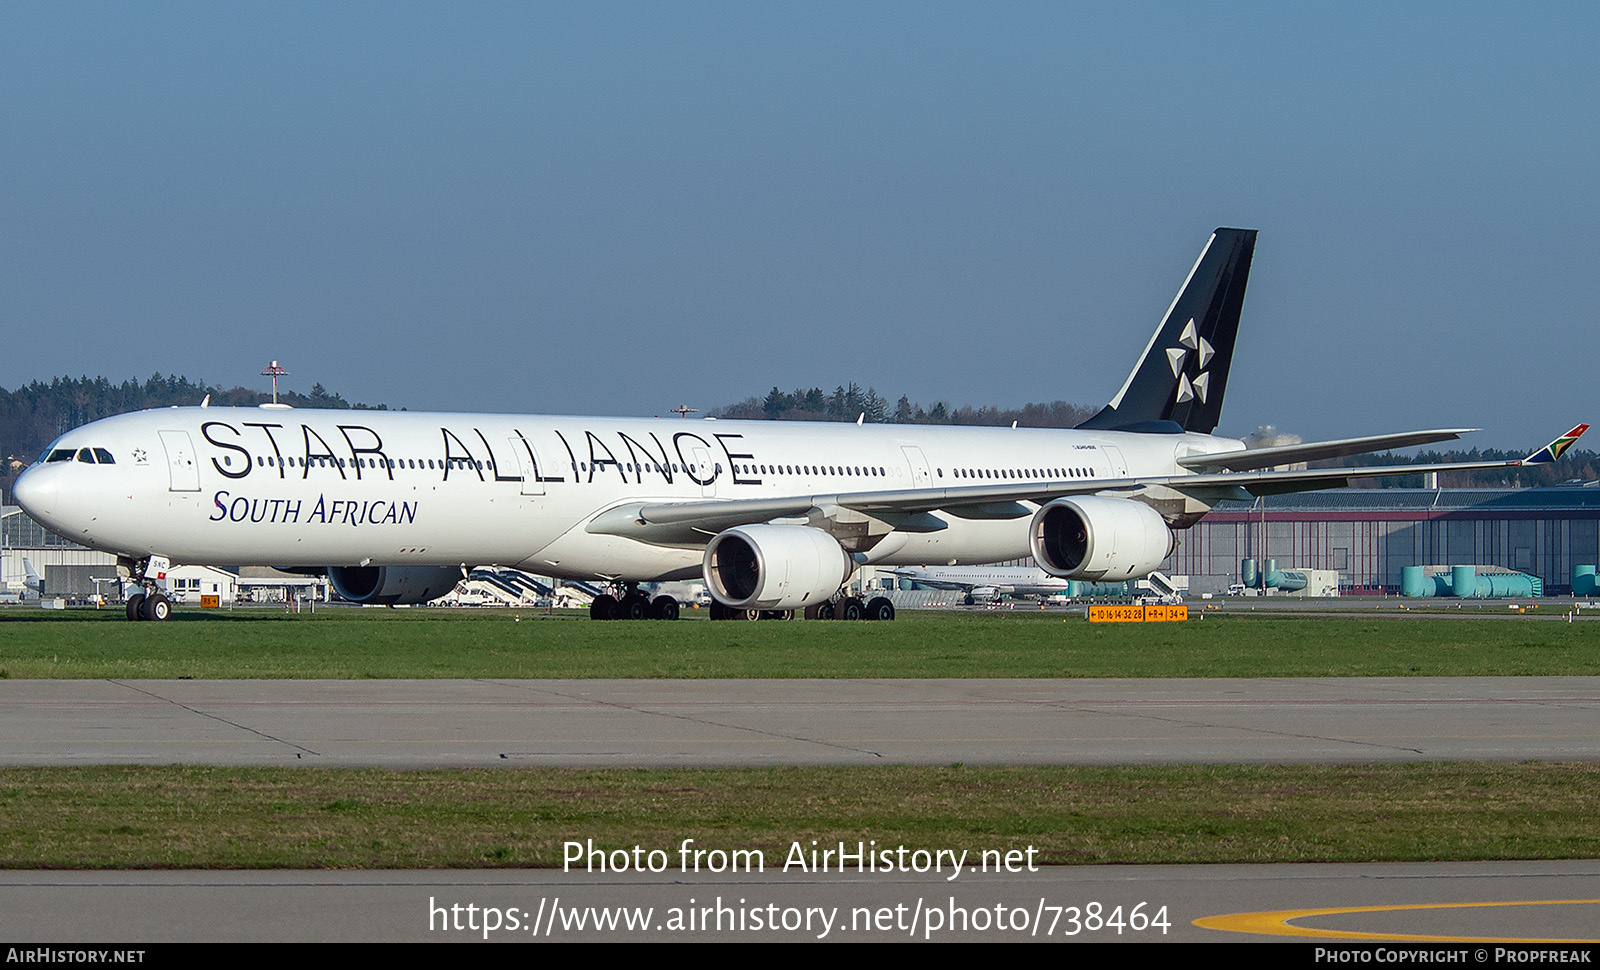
[1167,318,1215,404]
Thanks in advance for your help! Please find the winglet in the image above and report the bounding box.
[1522,424,1588,464]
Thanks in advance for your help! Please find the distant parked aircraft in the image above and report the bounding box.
[886,565,1071,603]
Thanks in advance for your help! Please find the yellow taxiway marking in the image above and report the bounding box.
[1194,899,1600,942]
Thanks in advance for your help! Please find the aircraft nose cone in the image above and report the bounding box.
[12,467,55,517]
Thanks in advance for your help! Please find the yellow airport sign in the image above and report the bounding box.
[1087,604,1188,623]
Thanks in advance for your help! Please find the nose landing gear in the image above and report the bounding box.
[120,556,174,622]
[122,589,173,621]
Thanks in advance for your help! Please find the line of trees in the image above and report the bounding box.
[1313,448,1600,490]
[714,383,1097,429]
[1,374,386,472]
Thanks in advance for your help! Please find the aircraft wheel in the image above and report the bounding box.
[737,608,761,621]
[709,600,728,620]
[865,596,895,621]
[139,593,171,622]
[962,593,975,606]
[590,594,618,620]
[837,597,864,621]
[125,593,146,622]
[618,593,650,620]
[760,610,793,620]
[814,602,835,620]
[650,595,680,620]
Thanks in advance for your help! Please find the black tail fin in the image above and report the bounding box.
[1077,227,1256,435]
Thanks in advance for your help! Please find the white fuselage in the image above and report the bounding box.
[15,406,1228,581]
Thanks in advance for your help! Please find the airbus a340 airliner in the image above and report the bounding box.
[13,228,1586,621]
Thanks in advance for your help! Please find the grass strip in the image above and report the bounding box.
[1,762,1595,869]
[2,609,1598,679]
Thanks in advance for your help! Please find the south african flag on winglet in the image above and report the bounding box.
[1523,424,1589,464]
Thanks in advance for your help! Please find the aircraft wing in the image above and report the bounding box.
[585,479,1123,543]
[586,425,1587,542]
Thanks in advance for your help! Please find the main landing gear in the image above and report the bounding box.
[589,583,681,621]
[711,595,896,621]
[585,584,895,621]
[709,601,785,621]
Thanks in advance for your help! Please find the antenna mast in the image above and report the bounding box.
[260,360,289,405]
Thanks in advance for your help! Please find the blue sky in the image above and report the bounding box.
[3,2,1594,447]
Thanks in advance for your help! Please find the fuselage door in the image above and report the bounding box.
[512,436,545,496]
[901,446,932,488]
[1102,446,1129,478]
[159,430,201,492]
[691,446,716,497]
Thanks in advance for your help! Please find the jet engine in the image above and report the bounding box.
[1029,496,1175,582]
[702,525,853,611]
[326,565,464,606]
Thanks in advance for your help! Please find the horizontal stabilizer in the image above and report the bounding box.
[1177,429,1476,472]
[1184,423,1587,496]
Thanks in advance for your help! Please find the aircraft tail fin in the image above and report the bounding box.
[1078,227,1257,435]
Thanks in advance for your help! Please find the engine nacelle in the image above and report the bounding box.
[1029,496,1175,582]
[326,565,463,605]
[702,525,853,611]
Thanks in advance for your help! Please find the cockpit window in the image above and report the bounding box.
[93,448,115,464]
[46,449,74,463]
[77,448,95,463]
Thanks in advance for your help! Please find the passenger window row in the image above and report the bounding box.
[235,455,489,471]
[950,467,1093,480]
[48,447,1096,484]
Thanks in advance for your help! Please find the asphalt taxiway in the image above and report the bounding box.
[1,861,1595,942]
[1,676,1596,767]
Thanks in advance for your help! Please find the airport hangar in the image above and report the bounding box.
[0,506,326,605]
[1161,486,1600,596]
